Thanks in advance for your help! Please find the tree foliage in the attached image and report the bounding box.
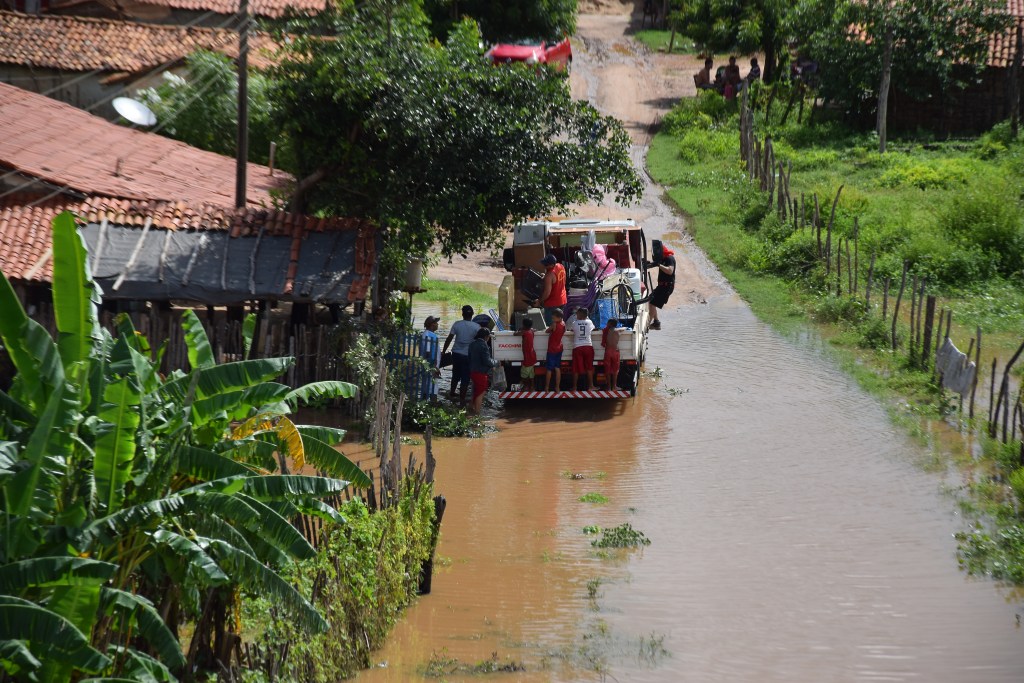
[270,1,641,259]
[0,213,366,680]
[671,0,793,81]
[424,0,577,42]
[138,50,277,165]
[791,0,1011,113]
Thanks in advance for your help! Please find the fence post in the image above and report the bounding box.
[969,327,981,419]
[891,262,908,351]
[921,295,936,369]
[865,253,876,309]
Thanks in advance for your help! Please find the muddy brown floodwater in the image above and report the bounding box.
[357,6,1023,681]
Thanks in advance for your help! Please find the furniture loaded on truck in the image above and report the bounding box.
[491,218,663,399]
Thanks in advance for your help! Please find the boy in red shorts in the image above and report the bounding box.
[544,309,565,392]
[515,318,538,390]
[569,307,595,391]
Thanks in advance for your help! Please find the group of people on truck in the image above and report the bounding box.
[419,242,676,406]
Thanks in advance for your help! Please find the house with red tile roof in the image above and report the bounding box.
[42,0,330,26]
[0,79,286,207]
[0,197,375,307]
[0,11,276,119]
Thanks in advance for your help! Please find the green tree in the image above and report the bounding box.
[672,0,793,81]
[271,2,641,260]
[424,0,577,42]
[138,50,278,165]
[0,213,368,680]
[791,0,1011,147]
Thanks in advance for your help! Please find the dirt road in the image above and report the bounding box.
[430,3,725,308]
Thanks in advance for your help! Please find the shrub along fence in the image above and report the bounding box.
[739,91,1023,458]
[225,357,447,682]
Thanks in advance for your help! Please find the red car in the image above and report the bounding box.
[485,37,573,72]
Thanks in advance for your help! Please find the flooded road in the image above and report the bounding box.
[358,7,1022,682]
[358,297,1023,682]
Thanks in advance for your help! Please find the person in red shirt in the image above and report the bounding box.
[543,308,565,392]
[534,254,567,325]
[515,318,538,390]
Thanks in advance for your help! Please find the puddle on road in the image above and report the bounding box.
[356,294,1023,682]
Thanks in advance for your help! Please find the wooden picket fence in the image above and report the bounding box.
[740,91,1023,459]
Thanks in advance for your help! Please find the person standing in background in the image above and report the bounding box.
[601,318,621,391]
[419,316,441,401]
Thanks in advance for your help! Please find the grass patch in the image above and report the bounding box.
[418,276,497,313]
[632,29,695,54]
[578,492,609,504]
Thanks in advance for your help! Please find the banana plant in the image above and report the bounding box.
[0,212,367,681]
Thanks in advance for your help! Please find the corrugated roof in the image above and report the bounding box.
[0,197,375,304]
[0,81,288,207]
[51,0,330,18]
[0,11,276,74]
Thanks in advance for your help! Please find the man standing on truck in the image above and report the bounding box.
[533,254,567,325]
[648,247,676,331]
[442,305,480,404]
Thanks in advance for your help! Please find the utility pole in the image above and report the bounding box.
[235,0,250,208]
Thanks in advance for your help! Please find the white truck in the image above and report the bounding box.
[491,218,659,398]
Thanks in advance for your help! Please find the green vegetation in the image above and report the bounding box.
[422,649,526,677]
[405,400,489,438]
[650,90,1024,583]
[246,482,437,680]
[419,276,498,314]
[591,523,651,549]
[632,29,694,54]
[271,3,640,260]
[0,213,369,679]
[578,492,609,504]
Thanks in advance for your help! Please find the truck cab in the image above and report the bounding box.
[492,219,655,398]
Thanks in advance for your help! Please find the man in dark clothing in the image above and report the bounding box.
[648,247,676,330]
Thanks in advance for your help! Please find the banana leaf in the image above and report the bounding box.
[284,380,359,407]
[94,378,141,513]
[51,211,101,375]
[100,588,186,671]
[0,597,111,675]
[0,557,117,592]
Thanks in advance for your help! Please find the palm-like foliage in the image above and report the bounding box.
[0,212,367,681]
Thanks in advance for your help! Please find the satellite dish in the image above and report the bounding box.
[112,97,157,126]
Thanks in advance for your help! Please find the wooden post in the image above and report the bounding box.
[994,339,1024,440]
[865,253,876,308]
[853,219,859,296]
[921,295,936,369]
[882,277,890,319]
[969,327,981,419]
[915,280,926,351]
[813,194,822,258]
[835,239,843,296]
[845,238,853,297]
[891,262,908,351]
[909,275,918,360]
[824,186,843,276]
[989,357,998,428]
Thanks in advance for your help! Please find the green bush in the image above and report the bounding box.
[937,185,1024,276]
[662,90,737,135]
[254,484,437,682]
[405,401,487,437]
[813,294,866,323]
[857,314,891,350]
[677,128,736,164]
[1010,468,1024,506]
[877,158,977,190]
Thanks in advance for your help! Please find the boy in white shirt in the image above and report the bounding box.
[569,307,595,391]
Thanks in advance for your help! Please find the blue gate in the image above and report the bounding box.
[386,332,439,401]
